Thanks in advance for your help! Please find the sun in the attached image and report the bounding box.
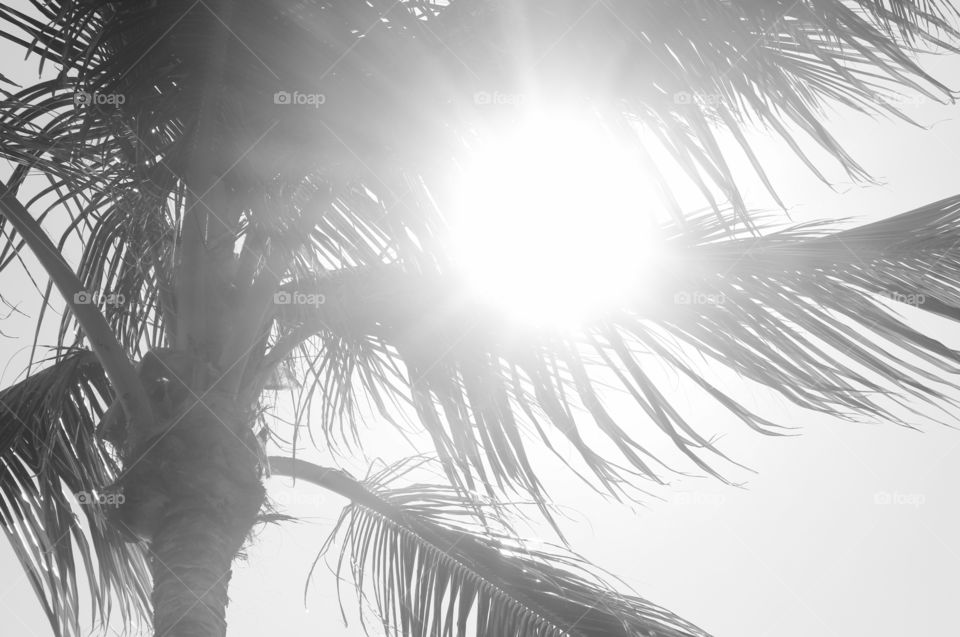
[450,107,661,328]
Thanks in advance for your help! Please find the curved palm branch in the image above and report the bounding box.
[0,350,151,637]
[278,196,960,502]
[271,456,709,637]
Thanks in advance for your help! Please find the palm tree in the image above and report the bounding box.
[2,1,960,636]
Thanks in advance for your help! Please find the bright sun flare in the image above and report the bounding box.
[451,109,661,328]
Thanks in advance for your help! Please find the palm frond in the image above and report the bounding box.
[0,0,956,373]
[274,456,708,637]
[276,195,960,507]
[427,0,960,219]
[0,350,151,637]
[0,0,958,252]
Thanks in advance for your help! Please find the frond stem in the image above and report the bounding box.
[0,183,156,431]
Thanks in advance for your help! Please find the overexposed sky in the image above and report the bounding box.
[2,17,960,637]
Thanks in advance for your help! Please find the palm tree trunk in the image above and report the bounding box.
[124,402,264,637]
[151,504,239,637]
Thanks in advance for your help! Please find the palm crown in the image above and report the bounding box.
[2,1,960,636]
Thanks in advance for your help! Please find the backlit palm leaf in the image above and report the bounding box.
[282,196,960,500]
[0,350,151,637]
[0,0,957,259]
[274,457,709,637]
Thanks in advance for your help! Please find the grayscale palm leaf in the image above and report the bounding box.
[0,350,151,637]
[277,196,960,503]
[274,456,709,637]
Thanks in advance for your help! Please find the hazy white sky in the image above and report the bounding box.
[2,17,960,637]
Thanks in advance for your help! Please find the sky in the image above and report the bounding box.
[3,11,960,637]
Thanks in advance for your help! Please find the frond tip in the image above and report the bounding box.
[304,459,709,637]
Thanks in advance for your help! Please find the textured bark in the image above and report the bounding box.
[151,504,237,637]
[119,397,264,637]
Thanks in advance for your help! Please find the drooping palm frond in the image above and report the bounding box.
[0,349,151,637]
[275,195,960,506]
[270,456,708,637]
[0,0,957,269]
[0,0,956,426]
[0,0,955,414]
[428,0,960,220]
